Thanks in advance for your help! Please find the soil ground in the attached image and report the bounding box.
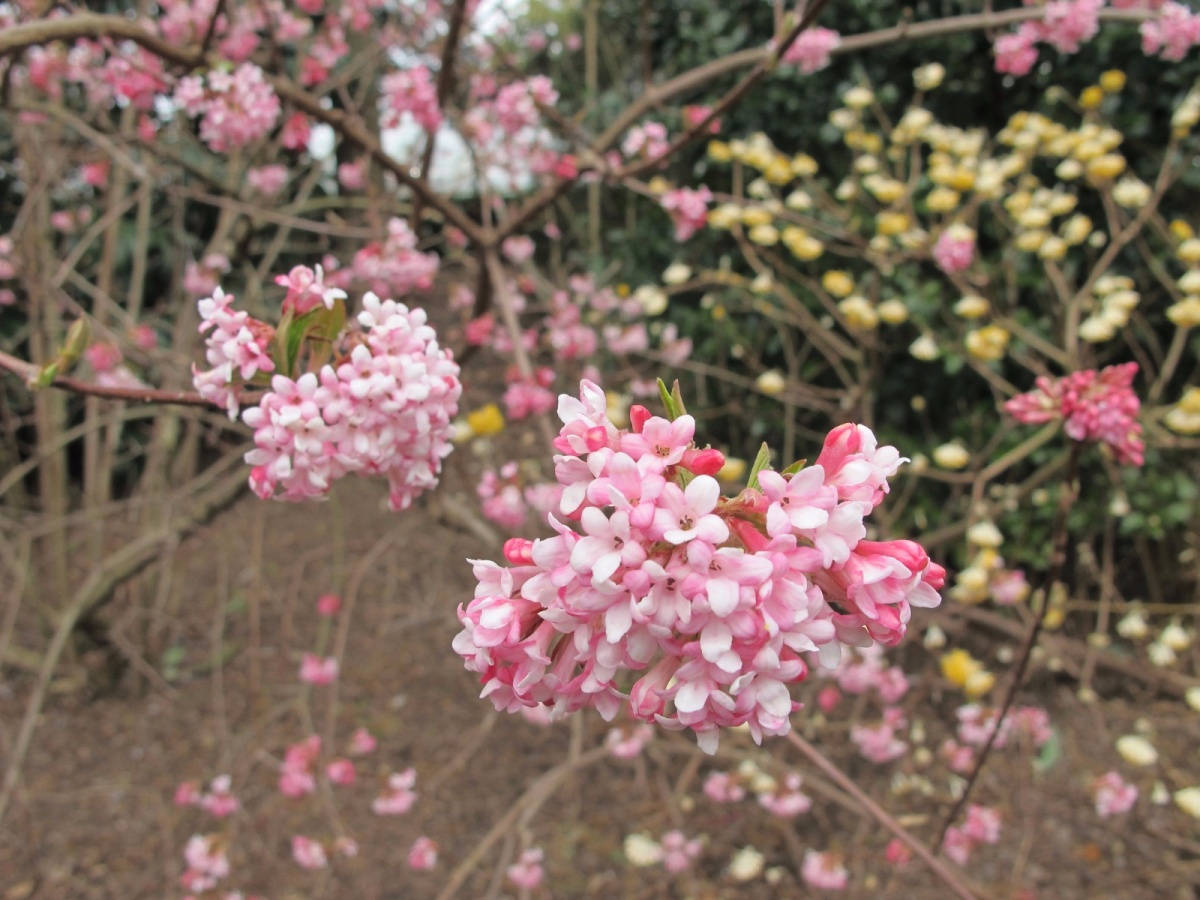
[2,473,1199,899]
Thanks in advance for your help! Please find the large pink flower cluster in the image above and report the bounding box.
[241,292,461,509]
[1004,362,1144,466]
[173,63,281,152]
[453,381,943,752]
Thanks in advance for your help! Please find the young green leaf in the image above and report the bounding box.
[746,442,773,490]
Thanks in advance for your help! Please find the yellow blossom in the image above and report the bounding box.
[466,403,505,437]
[1061,214,1092,245]
[1079,86,1104,110]
[843,86,875,109]
[966,325,1010,361]
[822,270,855,298]
[953,294,990,319]
[1165,387,1200,434]
[933,441,970,469]
[913,63,946,91]
[791,154,818,177]
[756,370,786,395]
[1167,296,1200,328]
[877,298,909,325]
[926,186,961,212]
[1099,69,1126,92]
[748,224,779,246]
[1086,153,1126,181]
[740,207,773,228]
[707,140,732,162]
[876,211,910,236]
[838,295,879,330]
[1178,238,1200,265]
[1113,177,1151,208]
[717,456,748,482]
[1170,219,1194,241]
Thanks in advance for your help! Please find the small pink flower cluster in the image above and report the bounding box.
[84,342,148,391]
[453,380,943,752]
[0,235,16,306]
[622,121,670,160]
[1004,362,1144,466]
[507,847,546,888]
[381,64,442,132]
[941,703,1053,771]
[237,292,461,509]
[781,26,841,74]
[175,774,240,818]
[350,217,440,298]
[173,63,281,152]
[932,228,975,274]
[372,767,418,815]
[193,287,276,418]
[478,463,529,531]
[994,0,1101,75]
[942,804,1001,865]
[758,772,812,818]
[503,366,557,421]
[182,833,231,893]
[802,849,848,890]
[1093,770,1138,817]
[660,186,714,242]
[1141,1,1200,60]
[408,835,438,870]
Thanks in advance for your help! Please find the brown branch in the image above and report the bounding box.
[617,0,834,180]
[785,732,978,900]
[412,0,471,227]
[0,348,218,407]
[937,445,1081,845]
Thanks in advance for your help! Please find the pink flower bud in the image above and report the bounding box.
[629,404,651,433]
[503,538,534,565]
[316,593,342,616]
[682,447,725,475]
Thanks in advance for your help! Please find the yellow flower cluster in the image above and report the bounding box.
[940,649,995,698]
[1080,274,1140,343]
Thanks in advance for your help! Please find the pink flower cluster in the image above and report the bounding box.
[622,121,670,161]
[932,228,975,274]
[507,847,546,888]
[453,381,943,752]
[942,804,1001,865]
[173,63,281,152]
[381,65,442,132]
[1004,362,1144,466]
[1141,2,1200,60]
[175,774,240,818]
[193,287,276,418]
[478,463,530,531]
[782,26,841,74]
[660,186,713,242]
[350,218,439,298]
[1093,770,1138,817]
[802,849,848,890]
[240,292,461,509]
[182,834,231,893]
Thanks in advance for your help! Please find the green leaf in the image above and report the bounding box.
[781,457,808,476]
[746,442,772,490]
[657,377,678,419]
[1033,728,1062,774]
[669,380,688,417]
